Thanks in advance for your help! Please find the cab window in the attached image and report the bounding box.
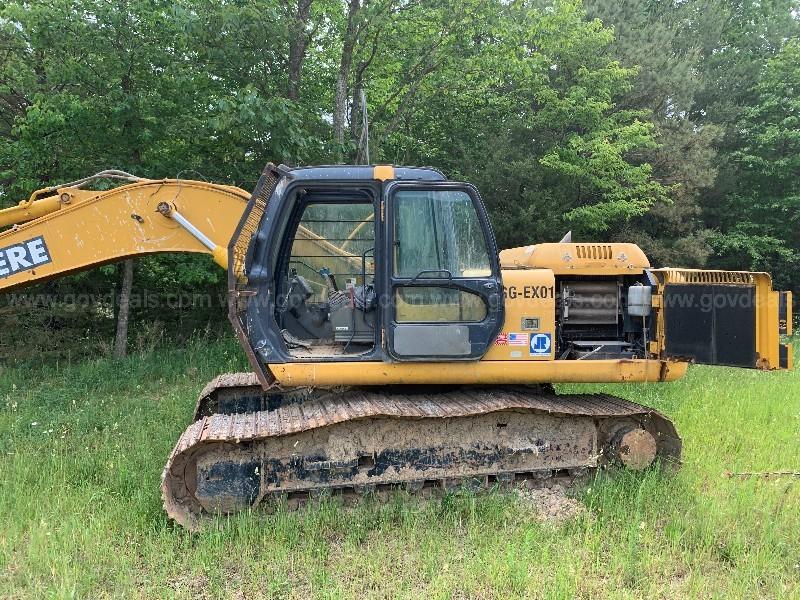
[395,287,487,323]
[289,202,374,301]
[393,190,491,278]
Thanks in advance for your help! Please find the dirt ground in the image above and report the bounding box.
[515,485,587,523]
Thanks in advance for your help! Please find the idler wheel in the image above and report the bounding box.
[610,427,658,470]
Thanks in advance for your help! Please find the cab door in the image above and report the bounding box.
[383,182,503,360]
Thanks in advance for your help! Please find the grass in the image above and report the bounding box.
[0,338,798,599]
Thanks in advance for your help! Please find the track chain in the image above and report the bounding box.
[163,379,681,529]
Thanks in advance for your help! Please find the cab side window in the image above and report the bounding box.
[393,189,491,323]
[394,190,491,279]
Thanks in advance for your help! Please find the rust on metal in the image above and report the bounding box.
[612,428,658,470]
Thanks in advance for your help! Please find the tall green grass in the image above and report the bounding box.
[0,338,798,599]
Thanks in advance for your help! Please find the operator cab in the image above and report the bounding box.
[263,166,503,361]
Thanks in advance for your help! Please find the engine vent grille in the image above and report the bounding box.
[575,244,613,260]
[659,269,755,285]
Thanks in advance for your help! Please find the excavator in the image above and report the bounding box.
[0,163,792,529]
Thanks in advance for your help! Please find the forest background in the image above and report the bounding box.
[1,0,797,359]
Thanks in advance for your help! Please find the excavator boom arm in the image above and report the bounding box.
[0,178,252,293]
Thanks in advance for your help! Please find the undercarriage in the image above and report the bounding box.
[163,375,681,529]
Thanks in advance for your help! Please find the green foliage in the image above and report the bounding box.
[586,0,800,289]
[542,117,666,232]
[369,0,667,243]
[0,0,322,349]
[0,0,798,353]
[733,40,800,222]
[706,40,800,289]
[584,0,716,266]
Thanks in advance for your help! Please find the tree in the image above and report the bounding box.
[0,0,265,353]
[284,0,316,102]
[369,0,667,245]
[584,0,720,267]
[330,0,398,156]
[0,0,199,355]
[708,40,800,290]
[686,0,799,280]
[114,259,134,358]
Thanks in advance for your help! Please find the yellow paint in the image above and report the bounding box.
[373,165,395,181]
[0,180,251,293]
[269,358,688,386]
[485,269,556,360]
[500,242,649,275]
[0,178,375,294]
[649,268,790,370]
[0,195,63,228]
[211,245,229,270]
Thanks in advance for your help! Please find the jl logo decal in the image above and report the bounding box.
[530,333,552,357]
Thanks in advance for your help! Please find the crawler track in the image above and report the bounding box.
[192,372,324,420]
[163,380,681,529]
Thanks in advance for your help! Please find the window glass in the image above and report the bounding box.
[395,287,487,323]
[289,203,374,302]
[394,190,491,278]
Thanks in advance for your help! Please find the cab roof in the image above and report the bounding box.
[282,164,446,182]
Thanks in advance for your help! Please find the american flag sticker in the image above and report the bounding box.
[508,333,528,346]
[495,333,508,345]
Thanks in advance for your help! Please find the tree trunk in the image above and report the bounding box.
[287,0,314,102]
[113,259,134,359]
[334,69,350,147]
[351,82,362,147]
[334,0,361,150]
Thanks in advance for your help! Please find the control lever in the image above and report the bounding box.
[319,267,339,292]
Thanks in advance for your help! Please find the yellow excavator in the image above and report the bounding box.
[0,164,792,528]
